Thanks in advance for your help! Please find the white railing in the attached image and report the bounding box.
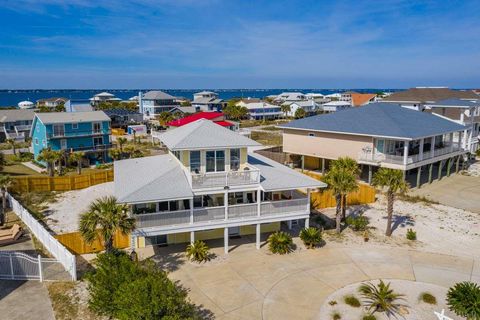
[193,206,225,223]
[228,203,257,219]
[261,198,309,216]
[134,198,309,229]
[191,167,260,189]
[135,210,190,228]
[7,193,77,281]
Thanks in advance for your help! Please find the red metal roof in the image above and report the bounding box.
[168,111,227,127]
[214,121,234,127]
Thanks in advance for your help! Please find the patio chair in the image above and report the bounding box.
[0,224,23,246]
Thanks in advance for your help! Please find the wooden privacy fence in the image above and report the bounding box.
[304,171,376,208]
[55,230,130,255]
[12,170,114,193]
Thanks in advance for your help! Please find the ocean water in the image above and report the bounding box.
[0,88,399,107]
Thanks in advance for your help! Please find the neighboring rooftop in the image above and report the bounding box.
[103,108,143,116]
[35,111,110,124]
[0,109,35,123]
[383,87,478,103]
[167,112,232,127]
[94,92,115,97]
[425,98,480,108]
[36,97,67,103]
[280,103,466,140]
[143,90,176,100]
[159,119,260,150]
[115,153,193,203]
[351,93,376,106]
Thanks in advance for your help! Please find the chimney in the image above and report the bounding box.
[138,91,143,114]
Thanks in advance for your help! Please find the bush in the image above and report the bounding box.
[86,251,199,319]
[358,280,406,316]
[447,281,480,319]
[344,294,361,307]
[419,292,437,305]
[346,214,369,231]
[186,240,211,263]
[362,315,376,320]
[300,227,322,249]
[331,311,341,320]
[406,228,416,240]
[267,231,293,254]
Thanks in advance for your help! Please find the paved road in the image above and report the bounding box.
[0,280,55,320]
[411,173,480,213]
[144,238,480,320]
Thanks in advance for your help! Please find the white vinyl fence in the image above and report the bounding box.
[7,193,77,281]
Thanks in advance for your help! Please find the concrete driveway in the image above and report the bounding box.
[0,280,55,320]
[411,173,480,213]
[140,237,480,320]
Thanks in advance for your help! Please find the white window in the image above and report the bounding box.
[60,139,67,150]
[72,122,78,129]
[92,122,102,133]
[93,137,103,146]
[53,124,65,137]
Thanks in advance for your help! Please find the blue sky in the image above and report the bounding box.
[0,0,479,89]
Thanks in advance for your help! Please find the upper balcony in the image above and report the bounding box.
[48,128,111,139]
[187,164,261,190]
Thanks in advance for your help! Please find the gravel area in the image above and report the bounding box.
[318,280,459,320]
[44,182,114,234]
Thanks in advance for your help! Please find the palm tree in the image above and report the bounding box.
[267,231,293,254]
[79,196,135,253]
[447,281,480,320]
[280,104,291,118]
[108,148,122,161]
[323,162,358,233]
[294,108,306,119]
[69,151,85,175]
[156,112,174,127]
[359,280,406,316]
[54,150,65,175]
[330,157,360,220]
[5,138,16,155]
[299,227,322,249]
[117,137,127,153]
[0,175,12,226]
[186,240,211,263]
[372,168,409,236]
[37,147,58,177]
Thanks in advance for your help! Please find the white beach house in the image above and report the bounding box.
[115,119,324,252]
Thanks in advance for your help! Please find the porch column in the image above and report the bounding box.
[224,191,228,220]
[403,141,409,165]
[431,136,436,157]
[189,199,194,224]
[256,189,261,217]
[428,163,433,184]
[301,155,305,171]
[416,166,422,188]
[462,129,468,150]
[287,220,292,230]
[456,156,460,173]
[307,189,311,212]
[321,158,325,175]
[438,160,444,181]
[368,165,372,184]
[190,231,195,244]
[255,224,260,249]
[402,170,406,181]
[224,227,229,254]
[419,138,424,161]
[447,158,453,176]
[130,234,137,251]
[458,131,463,149]
[305,218,309,228]
[449,133,454,152]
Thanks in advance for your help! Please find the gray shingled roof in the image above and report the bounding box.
[279,103,466,140]
[159,119,261,150]
[114,154,193,203]
[142,90,176,100]
[249,153,326,191]
[0,109,35,123]
[383,88,478,103]
[425,98,480,108]
[35,111,110,124]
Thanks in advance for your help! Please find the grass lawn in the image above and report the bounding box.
[47,282,101,320]
[250,131,283,146]
[1,163,38,176]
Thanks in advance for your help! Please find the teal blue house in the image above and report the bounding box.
[31,111,112,165]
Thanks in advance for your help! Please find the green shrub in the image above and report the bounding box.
[186,240,211,263]
[362,314,376,320]
[267,231,293,254]
[419,292,437,305]
[344,294,361,307]
[447,281,480,319]
[406,228,416,240]
[358,280,406,316]
[86,251,199,319]
[346,214,369,231]
[300,227,322,249]
[331,311,341,320]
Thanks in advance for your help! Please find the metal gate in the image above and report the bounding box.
[0,251,42,281]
